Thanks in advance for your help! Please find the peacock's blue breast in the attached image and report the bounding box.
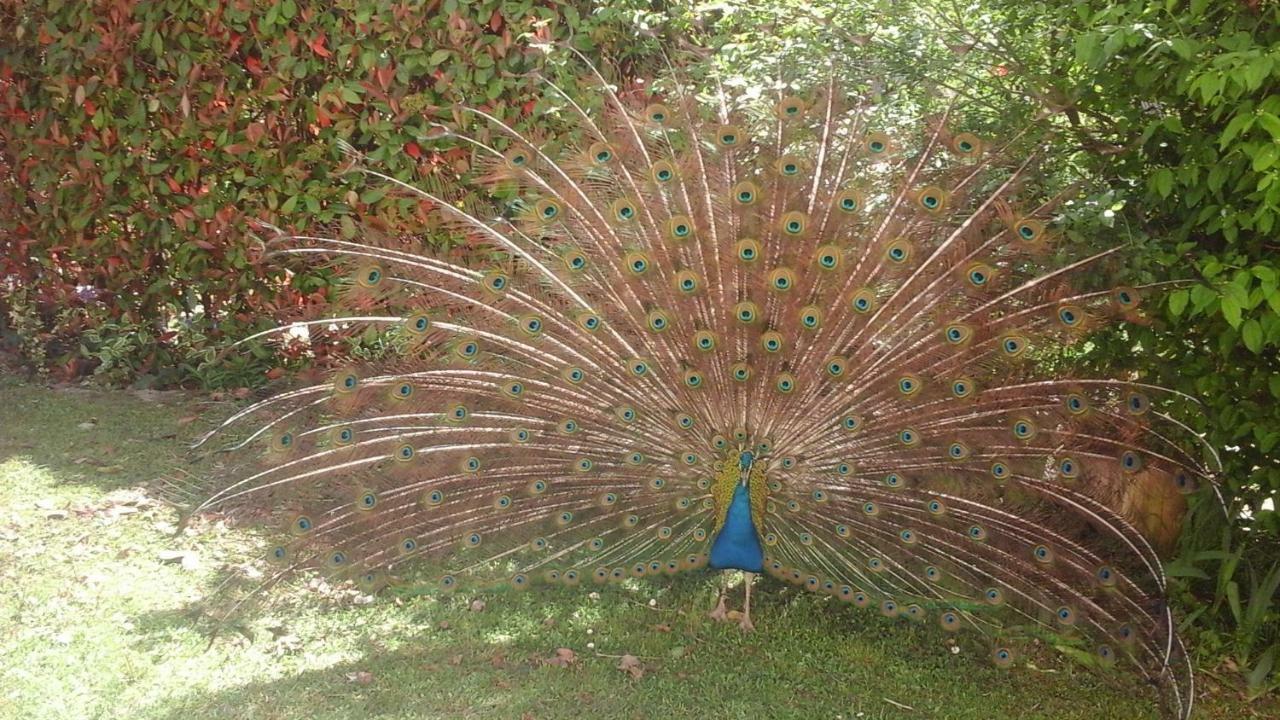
[708,484,764,572]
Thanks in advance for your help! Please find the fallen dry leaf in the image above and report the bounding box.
[544,647,576,667]
[616,654,644,680]
[469,599,486,613]
[345,671,374,685]
[448,654,463,666]
[653,623,672,633]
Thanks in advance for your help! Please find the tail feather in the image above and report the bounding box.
[187,49,1219,718]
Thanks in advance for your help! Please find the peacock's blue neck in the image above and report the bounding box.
[708,483,764,572]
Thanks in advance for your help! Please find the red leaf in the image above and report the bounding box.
[376,64,395,91]
[489,10,503,32]
[309,34,331,58]
[404,141,421,159]
[246,56,262,76]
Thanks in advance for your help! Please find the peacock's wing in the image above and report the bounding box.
[192,49,1216,718]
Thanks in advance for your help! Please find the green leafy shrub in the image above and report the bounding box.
[0,0,664,385]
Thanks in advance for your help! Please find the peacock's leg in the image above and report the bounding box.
[738,572,755,632]
[708,574,729,621]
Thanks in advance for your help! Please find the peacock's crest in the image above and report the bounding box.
[190,47,1217,718]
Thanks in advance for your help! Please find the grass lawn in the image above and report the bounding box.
[0,377,1266,719]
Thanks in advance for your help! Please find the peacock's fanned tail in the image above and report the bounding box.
[193,52,1215,718]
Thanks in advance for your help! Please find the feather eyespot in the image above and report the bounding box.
[645,104,670,124]
[1015,218,1044,241]
[885,239,912,264]
[841,415,863,432]
[481,271,509,294]
[455,339,479,359]
[519,315,543,336]
[951,132,983,156]
[897,374,922,396]
[647,309,671,333]
[562,249,588,271]
[1120,450,1143,473]
[815,245,841,271]
[992,648,1013,667]
[666,215,694,241]
[777,155,802,176]
[735,238,760,262]
[826,356,848,377]
[990,460,1010,480]
[1059,457,1080,478]
[733,301,759,323]
[355,264,384,288]
[947,442,970,460]
[943,323,972,345]
[761,331,784,353]
[776,96,806,118]
[423,489,445,506]
[535,198,562,221]
[611,198,637,223]
[503,147,529,168]
[528,480,547,495]
[693,330,717,351]
[769,267,795,292]
[651,160,675,182]
[1125,392,1151,415]
[588,142,613,165]
[914,186,949,212]
[675,270,700,294]
[800,305,822,329]
[405,314,431,334]
[1057,305,1084,327]
[850,288,876,313]
[683,370,704,388]
[775,373,796,393]
[864,132,890,154]
[624,251,651,275]
[965,263,993,287]
[1112,286,1141,309]
[715,125,743,147]
[627,358,650,377]
[780,211,807,236]
[1012,417,1037,440]
[835,189,864,214]
[731,181,759,205]
[898,428,920,446]
[939,611,961,631]
[1064,393,1089,414]
[951,378,975,398]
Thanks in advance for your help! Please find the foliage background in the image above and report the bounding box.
[1,0,1277,701]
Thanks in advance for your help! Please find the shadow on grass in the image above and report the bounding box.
[128,571,1166,720]
[0,377,217,495]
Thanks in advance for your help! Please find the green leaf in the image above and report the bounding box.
[1168,289,1189,318]
[1254,143,1279,173]
[1242,319,1263,352]
[1222,296,1243,328]
[1221,112,1256,148]
[1259,113,1280,141]
[1152,168,1174,198]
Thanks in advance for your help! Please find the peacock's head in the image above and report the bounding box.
[739,451,755,470]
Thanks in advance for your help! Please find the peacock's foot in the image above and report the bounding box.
[708,595,729,622]
[737,612,755,632]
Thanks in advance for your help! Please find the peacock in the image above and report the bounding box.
[189,46,1219,718]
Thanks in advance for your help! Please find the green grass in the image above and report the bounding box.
[0,379,1262,719]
